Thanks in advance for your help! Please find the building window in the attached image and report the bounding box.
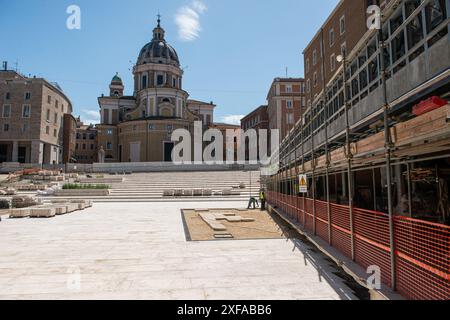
[149,124,155,130]
[167,124,173,132]
[142,75,148,89]
[90,144,94,150]
[306,59,310,73]
[286,113,294,125]
[82,144,86,150]
[172,78,176,88]
[106,142,113,150]
[22,105,31,118]
[25,92,31,100]
[54,112,58,124]
[54,129,57,137]
[313,50,317,65]
[425,0,447,34]
[306,79,311,93]
[392,31,406,63]
[313,72,318,87]
[2,105,11,118]
[340,16,345,35]
[157,74,164,86]
[23,123,29,133]
[46,126,50,134]
[406,10,424,52]
[55,100,59,109]
[285,85,292,93]
[329,28,335,47]
[330,53,336,71]
[3,123,9,132]
[76,143,79,150]
[46,109,50,122]
[5,92,10,100]
[286,100,293,109]
[47,95,51,104]
[107,129,113,135]
[341,43,347,57]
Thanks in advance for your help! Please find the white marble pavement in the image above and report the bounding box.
[0,202,358,300]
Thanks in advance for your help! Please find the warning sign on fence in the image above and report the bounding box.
[299,174,308,193]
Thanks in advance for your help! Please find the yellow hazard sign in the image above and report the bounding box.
[299,174,308,193]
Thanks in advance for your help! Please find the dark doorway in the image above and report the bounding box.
[0,145,7,163]
[18,147,27,164]
[164,142,174,162]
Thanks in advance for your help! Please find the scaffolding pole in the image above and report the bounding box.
[311,119,317,236]
[379,28,396,291]
[342,53,355,261]
[295,129,300,223]
[321,30,332,245]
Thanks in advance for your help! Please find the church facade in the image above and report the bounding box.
[95,18,216,163]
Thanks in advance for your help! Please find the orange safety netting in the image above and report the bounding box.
[266,191,450,300]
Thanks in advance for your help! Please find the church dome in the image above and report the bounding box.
[136,18,180,67]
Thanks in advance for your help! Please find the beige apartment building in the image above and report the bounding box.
[0,68,73,164]
[74,118,98,164]
[267,78,306,140]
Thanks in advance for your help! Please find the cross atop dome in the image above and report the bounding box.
[153,13,165,40]
[137,13,180,67]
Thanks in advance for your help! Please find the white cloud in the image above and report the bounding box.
[175,0,207,42]
[82,109,100,124]
[220,115,245,126]
[192,0,207,13]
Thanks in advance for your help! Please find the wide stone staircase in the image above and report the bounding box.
[24,171,261,203]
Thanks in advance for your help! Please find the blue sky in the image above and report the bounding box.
[0,0,339,124]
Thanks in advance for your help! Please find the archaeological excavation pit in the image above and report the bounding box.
[181,209,296,241]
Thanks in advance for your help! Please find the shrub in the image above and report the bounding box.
[62,184,110,190]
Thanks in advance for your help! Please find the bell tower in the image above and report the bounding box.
[109,72,124,97]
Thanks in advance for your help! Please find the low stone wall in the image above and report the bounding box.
[77,178,123,184]
[1,162,261,174]
[54,189,110,197]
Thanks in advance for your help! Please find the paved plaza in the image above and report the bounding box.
[0,201,358,300]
